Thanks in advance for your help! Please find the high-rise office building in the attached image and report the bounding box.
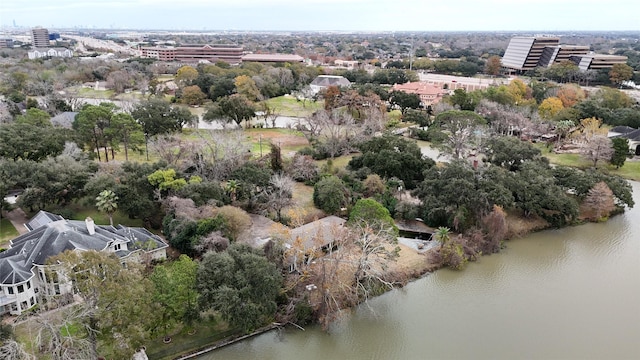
[501,36,560,72]
[538,45,590,68]
[31,27,50,48]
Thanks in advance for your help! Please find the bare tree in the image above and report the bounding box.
[0,339,34,360]
[191,130,251,180]
[583,181,616,220]
[106,70,131,94]
[150,136,198,170]
[287,154,319,182]
[349,222,400,300]
[34,306,97,360]
[440,116,482,159]
[301,109,359,158]
[194,230,229,253]
[580,135,614,168]
[266,173,295,222]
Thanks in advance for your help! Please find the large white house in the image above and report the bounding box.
[0,211,167,316]
[309,75,351,95]
[28,48,73,60]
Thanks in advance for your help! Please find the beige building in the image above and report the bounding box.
[31,27,50,48]
[392,82,447,107]
[140,44,243,64]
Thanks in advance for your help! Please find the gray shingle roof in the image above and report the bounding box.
[0,213,167,285]
[310,75,351,88]
[612,128,640,141]
[610,126,635,134]
[289,215,346,250]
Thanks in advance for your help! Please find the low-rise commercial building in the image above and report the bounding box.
[140,44,243,64]
[241,53,304,63]
[391,82,447,107]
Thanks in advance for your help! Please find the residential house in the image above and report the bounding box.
[27,48,73,60]
[334,59,359,69]
[309,75,351,95]
[609,126,640,155]
[285,215,347,272]
[0,211,167,315]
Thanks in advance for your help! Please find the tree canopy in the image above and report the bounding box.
[197,244,283,332]
[348,135,434,189]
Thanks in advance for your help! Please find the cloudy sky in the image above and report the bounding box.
[1,0,638,31]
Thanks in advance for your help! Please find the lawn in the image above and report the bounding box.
[265,95,323,117]
[316,154,355,171]
[244,128,309,157]
[0,218,19,247]
[146,317,237,360]
[156,74,175,82]
[75,87,116,99]
[537,143,640,181]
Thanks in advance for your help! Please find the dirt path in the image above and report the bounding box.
[4,208,29,235]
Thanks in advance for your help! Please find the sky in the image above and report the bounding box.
[1,0,638,32]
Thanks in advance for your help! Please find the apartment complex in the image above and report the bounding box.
[501,36,560,72]
[140,44,243,64]
[502,36,628,73]
[31,27,50,48]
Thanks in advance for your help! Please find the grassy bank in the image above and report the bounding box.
[146,318,237,360]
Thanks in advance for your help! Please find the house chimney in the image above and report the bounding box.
[85,217,95,235]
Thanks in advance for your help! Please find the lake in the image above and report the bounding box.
[198,182,640,360]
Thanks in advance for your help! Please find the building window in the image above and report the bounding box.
[27,281,31,289]
[8,287,14,295]
[21,301,28,311]
[17,284,24,293]
[114,243,121,251]
[54,284,60,295]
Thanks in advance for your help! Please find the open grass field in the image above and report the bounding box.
[264,95,323,117]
